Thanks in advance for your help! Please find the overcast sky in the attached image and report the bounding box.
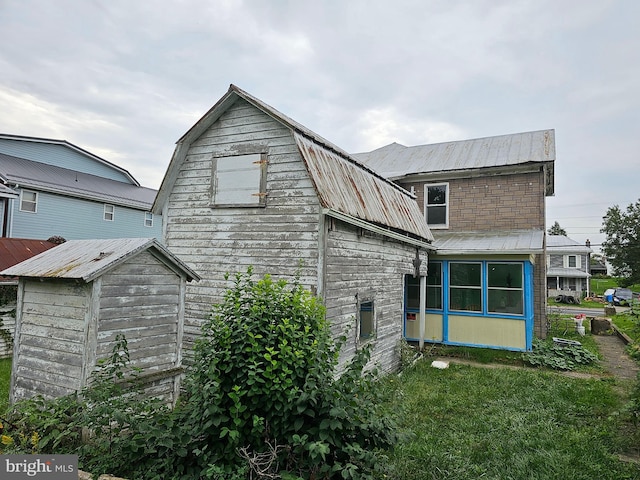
[1,0,638,251]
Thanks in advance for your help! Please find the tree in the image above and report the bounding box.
[548,221,567,236]
[601,200,640,286]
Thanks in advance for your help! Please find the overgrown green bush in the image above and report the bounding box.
[523,338,599,370]
[174,268,399,479]
[1,269,399,479]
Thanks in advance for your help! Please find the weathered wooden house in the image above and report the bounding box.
[1,237,199,403]
[152,85,434,372]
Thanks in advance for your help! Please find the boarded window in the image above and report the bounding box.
[211,153,267,207]
[20,190,37,213]
[359,300,375,339]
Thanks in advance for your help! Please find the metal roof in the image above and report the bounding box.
[0,152,157,209]
[295,134,433,242]
[432,230,545,255]
[546,235,592,253]
[0,237,200,283]
[353,129,555,180]
[0,133,139,186]
[547,267,591,279]
[0,238,57,272]
[154,84,434,245]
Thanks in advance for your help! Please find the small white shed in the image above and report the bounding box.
[1,238,200,404]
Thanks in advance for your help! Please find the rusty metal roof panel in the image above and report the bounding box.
[0,237,200,282]
[295,134,433,242]
[433,230,544,255]
[0,238,57,272]
[353,129,555,179]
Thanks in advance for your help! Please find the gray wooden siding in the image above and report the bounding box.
[323,219,424,373]
[98,250,181,372]
[12,281,89,400]
[164,100,322,362]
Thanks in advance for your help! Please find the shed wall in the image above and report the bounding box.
[323,218,426,373]
[12,280,90,401]
[163,99,322,362]
[98,250,182,373]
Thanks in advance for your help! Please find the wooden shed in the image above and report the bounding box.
[152,85,435,373]
[1,237,200,404]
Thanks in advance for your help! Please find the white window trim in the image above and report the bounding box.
[564,254,581,269]
[20,189,38,213]
[104,204,115,222]
[144,212,153,227]
[424,182,449,229]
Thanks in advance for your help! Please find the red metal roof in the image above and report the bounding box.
[0,238,58,273]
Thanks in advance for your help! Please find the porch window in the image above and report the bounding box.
[20,189,37,213]
[487,263,523,315]
[449,262,482,312]
[211,153,267,207]
[424,183,448,228]
[427,262,443,309]
[359,300,375,339]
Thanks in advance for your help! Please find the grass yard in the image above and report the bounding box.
[383,360,640,480]
[0,357,11,413]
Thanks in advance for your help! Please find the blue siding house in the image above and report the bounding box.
[0,134,161,240]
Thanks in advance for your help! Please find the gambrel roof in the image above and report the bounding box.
[153,84,434,245]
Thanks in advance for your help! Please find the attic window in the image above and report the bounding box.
[211,153,267,207]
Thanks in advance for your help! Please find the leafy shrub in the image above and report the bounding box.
[175,267,399,479]
[523,338,599,370]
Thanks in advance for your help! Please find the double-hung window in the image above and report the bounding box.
[211,153,267,207]
[104,204,115,221]
[144,212,153,227]
[424,183,448,228]
[20,190,38,213]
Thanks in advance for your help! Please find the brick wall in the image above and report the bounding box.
[402,170,546,232]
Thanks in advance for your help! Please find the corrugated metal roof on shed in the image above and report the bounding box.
[0,238,57,272]
[353,129,555,179]
[295,134,433,242]
[1,238,200,282]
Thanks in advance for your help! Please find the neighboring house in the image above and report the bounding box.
[0,134,162,240]
[354,130,555,351]
[152,85,434,372]
[546,235,592,298]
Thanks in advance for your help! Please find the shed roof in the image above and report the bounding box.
[153,84,433,245]
[0,238,200,283]
[0,152,157,209]
[547,267,591,279]
[0,238,57,273]
[432,230,545,255]
[353,129,555,187]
